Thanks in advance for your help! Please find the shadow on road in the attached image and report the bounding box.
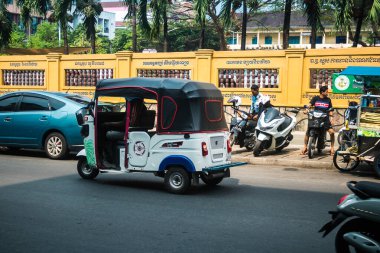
[0,148,77,160]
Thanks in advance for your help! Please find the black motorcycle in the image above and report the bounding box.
[227,97,256,151]
[306,108,333,159]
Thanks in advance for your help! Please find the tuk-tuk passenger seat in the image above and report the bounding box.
[140,110,156,130]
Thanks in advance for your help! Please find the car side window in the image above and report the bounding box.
[0,96,19,112]
[49,98,65,110]
[20,96,50,111]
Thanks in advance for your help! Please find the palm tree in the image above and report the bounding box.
[334,0,380,47]
[303,0,324,49]
[282,0,292,49]
[194,0,227,50]
[53,0,73,54]
[194,0,208,48]
[208,0,227,50]
[75,0,103,54]
[16,0,51,40]
[123,0,150,52]
[221,0,256,50]
[0,1,12,51]
[150,0,172,52]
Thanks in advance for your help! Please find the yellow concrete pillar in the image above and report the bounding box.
[115,51,133,78]
[195,49,214,83]
[284,49,305,106]
[46,53,62,91]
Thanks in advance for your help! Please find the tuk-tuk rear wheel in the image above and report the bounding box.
[164,167,190,194]
[77,157,99,180]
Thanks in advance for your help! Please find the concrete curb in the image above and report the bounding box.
[231,146,336,170]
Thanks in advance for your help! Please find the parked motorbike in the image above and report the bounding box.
[319,181,380,253]
[227,96,256,151]
[305,107,334,159]
[253,96,299,156]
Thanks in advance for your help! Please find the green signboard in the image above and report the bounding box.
[332,73,363,94]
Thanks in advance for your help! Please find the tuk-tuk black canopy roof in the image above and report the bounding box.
[95,78,228,133]
[96,78,222,99]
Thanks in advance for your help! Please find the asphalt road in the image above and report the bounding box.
[0,151,378,253]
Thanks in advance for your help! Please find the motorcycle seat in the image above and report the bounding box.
[353,181,380,199]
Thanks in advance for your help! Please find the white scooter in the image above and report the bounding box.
[253,96,299,156]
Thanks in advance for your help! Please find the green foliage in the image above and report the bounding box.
[69,24,90,47]
[28,21,59,48]
[9,25,27,48]
[111,28,131,52]
[96,35,112,53]
[167,21,220,51]
[110,27,158,53]
[0,2,12,49]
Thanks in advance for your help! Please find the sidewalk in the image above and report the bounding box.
[231,131,338,170]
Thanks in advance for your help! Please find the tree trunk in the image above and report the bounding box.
[310,26,316,49]
[91,33,96,54]
[199,21,205,49]
[241,0,247,50]
[132,4,137,52]
[283,0,292,49]
[353,0,367,47]
[348,30,367,47]
[63,23,69,54]
[309,1,317,49]
[163,10,168,52]
[208,6,227,50]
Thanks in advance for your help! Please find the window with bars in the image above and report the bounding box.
[309,68,343,89]
[218,69,279,88]
[65,69,114,86]
[137,69,191,79]
[2,70,45,86]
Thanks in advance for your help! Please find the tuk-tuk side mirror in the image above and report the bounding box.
[76,101,94,125]
[328,107,334,112]
[76,107,87,126]
[87,101,95,117]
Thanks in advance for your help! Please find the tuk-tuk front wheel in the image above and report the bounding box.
[77,157,99,180]
[164,167,190,194]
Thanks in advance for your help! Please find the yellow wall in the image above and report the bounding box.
[1,47,379,108]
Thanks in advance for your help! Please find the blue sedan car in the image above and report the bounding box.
[0,91,95,159]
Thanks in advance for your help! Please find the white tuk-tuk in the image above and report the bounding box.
[76,78,245,194]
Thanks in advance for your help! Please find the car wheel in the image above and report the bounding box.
[45,132,68,159]
[164,167,190,194]
[77,157,99,179]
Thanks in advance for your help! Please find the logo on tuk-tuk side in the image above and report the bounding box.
[134,141,146,156]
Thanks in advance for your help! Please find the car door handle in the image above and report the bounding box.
[39,116,48,121]
[4,117,12,122]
